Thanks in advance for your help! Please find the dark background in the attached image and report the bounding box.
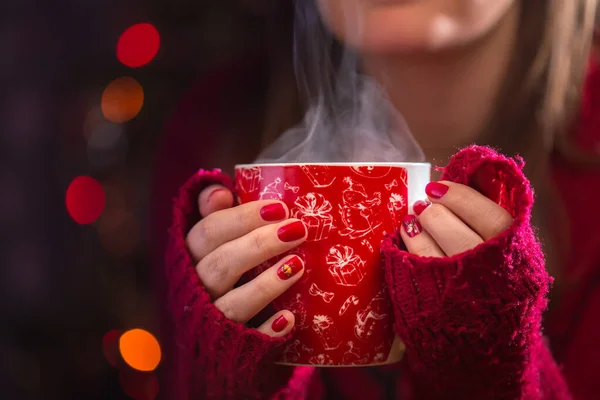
[0,1,267,398]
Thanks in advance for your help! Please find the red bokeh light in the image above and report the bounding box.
[117,23,160,68]
[65,176,106,224]
[119,369,159,400]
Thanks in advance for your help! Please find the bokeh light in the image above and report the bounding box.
[117,23,160,68]
[119,369,159,400]
[101,77,144,123]
[102,330,123,368]
[66,176,106,224]
[119,329,161,372]
[87,122,128,169]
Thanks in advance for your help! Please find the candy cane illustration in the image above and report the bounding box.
[339,295,360,316]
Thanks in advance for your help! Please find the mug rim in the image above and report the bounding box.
[235,162,431,168]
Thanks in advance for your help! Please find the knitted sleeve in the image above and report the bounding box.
[164,168,315,399]
[381,146,571,399]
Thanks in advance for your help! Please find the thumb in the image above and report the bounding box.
[198,184,234,217]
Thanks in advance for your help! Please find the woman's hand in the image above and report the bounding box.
[185,184,307,337]
[400,181,513,257]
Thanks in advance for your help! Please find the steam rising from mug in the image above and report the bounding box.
[256,1,425,164]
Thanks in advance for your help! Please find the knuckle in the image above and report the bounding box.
[202,252,230,283]
[196,218,219,246]
[214,298,239,321]
[249,230,269,256]
[489,211,513,236]
[253,277,274,300]
[454,234,480,254]
[424,203,449,221]
[234,205,253,227]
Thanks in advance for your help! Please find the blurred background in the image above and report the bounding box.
[0,1,270,398]
[2,1,600,400]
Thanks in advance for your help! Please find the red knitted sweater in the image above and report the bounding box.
[153,55,600,399]
[162,145,568,399]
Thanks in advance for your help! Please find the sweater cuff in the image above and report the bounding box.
[381,146,553,397]
[165,169,290,397]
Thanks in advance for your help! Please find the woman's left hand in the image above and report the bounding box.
[400,181,514,257]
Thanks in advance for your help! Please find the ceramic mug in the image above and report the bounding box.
[235,162,430,366]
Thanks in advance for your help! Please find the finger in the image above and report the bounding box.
[213,255,304,323]
[418,203,484,256]
[256,311,295,338]
[425,181,513,240]
[199,185,234,217]
[400,215,445,257]
[187,199,290,261]
[197,220,307,298]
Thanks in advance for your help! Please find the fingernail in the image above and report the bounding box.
[426,182,449,199]
[271,315,289,332]
[260,203,287,222]
[277,221,306,242]
[277,256,304,280]
[207,188,226,203]
[402,215,422,238]
[413,200,431,216]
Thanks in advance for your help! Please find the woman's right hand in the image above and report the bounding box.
[185,184,307,337]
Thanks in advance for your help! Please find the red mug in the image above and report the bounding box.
[235,162,430,366]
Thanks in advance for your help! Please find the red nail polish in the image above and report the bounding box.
[413,200,431,216]
[271,315,289,332]
[260,203,286,222]
[402,215,422,238]
[426,182,449,199]
[206,188,226,203]
[277,256,304,280]
[277,221,306,242]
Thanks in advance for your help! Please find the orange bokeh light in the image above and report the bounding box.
[101,77,144,123]
[119,329,161,372]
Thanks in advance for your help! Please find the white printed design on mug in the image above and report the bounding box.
[327,244,367,287]
[338,177,383,239]
[291,193,334,242]
[282,293,308,329]
[312,314,342,350]
[309,353,334,366]
[301,344,314,355]
[308,283,335,303]
[259,178,283,200]
[384,179,398,191]
[238,167,263,193]
[339,295,360,316]
[355,289,388,342]
[300,165,336,188]
[387,193,406,226]
[350,166,392,179]
[361,239,374,253]
[284,182,300,194]
[282,339,301,363]
[373,353,386,363]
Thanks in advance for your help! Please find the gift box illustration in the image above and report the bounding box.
[312,314,341,351]
[291,193,334,242]
[326,244,367,287]
[237,167,262,193]
[300,165,336,188]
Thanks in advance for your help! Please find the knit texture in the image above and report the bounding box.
[164,146,570,399]
[381,146,570,399]
[165,168,299,399]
